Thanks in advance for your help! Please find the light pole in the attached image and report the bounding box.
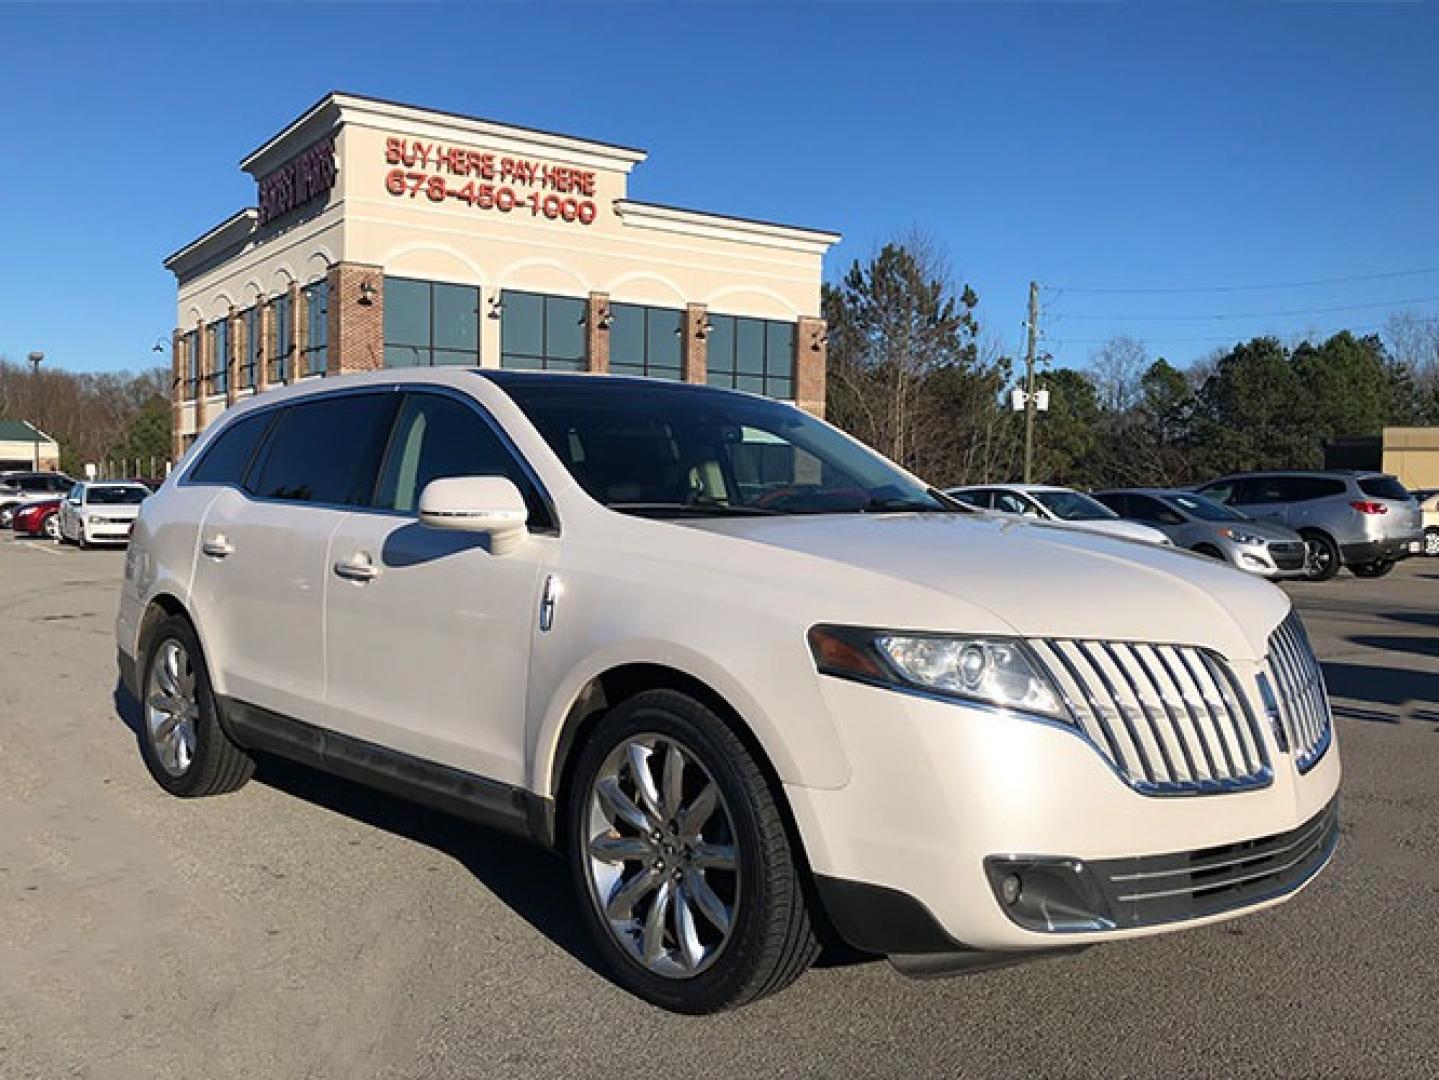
[26,351,43,470]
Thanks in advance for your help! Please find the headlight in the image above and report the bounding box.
[808,625,1070,721]
[1220,528,1265,546]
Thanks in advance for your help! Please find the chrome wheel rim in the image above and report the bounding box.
[1426,532,1439,557]
[146,639,199,777]
[584,734,739,979]
[1307,542,1333,578]
[43,516,59,540]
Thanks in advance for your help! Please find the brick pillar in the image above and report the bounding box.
[586,292,610,374]
[292,280,308,381]
[682,303,709,385]
[226,306,239,406]
[795,316,827,418]
[330,262,385,374]
[257,298,273,391]
[286,280,302,384]
[196,318,212,429]
[171,328,185,463]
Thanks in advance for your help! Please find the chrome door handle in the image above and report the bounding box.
[201,535,234,558]
[333,554,381,582]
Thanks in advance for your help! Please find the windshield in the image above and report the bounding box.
[488,376,952,517]
[1031,489,1119,521]
[1165,492,1246,522]
[87,485,148,505]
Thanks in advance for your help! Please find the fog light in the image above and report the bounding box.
[1000,873,1023,905]
[1241,553,1266,568]
[984,856,1115,932]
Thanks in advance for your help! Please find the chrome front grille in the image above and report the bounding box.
[1028,639,1271,795]
[1265,611,1333,772]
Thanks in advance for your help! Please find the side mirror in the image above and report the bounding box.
[418,476,529,555]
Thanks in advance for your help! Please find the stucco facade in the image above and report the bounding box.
[164,93,839,462]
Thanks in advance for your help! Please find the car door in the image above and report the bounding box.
[322,389,556,786]
[189,391,399,725]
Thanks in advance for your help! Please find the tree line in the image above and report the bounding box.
[0,357,170,475]
[824,237,1439,491]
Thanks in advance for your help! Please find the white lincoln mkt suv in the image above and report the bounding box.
[117,370,1340,1013]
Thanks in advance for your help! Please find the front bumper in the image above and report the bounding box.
[83,520,135,543]
[1230,542,1306,579]
[789,675,1341,955]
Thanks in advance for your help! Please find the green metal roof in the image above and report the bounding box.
[0,420,50,441]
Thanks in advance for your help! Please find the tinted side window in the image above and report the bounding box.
[1130,495,1183,525]
[1358,476,1409,501]
[994,492,1031,515]
[1287,477,1347,501]
[1093,492,1128,516]
[1199,480,1235,504]
[1234,477,1288,504]
[375,392,552,528]
[248,393,397,506]
[189,412,272,486]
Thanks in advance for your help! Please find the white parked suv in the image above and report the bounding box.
[116,370,1340,1013]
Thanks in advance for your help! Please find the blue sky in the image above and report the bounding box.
[1,3,1436,377]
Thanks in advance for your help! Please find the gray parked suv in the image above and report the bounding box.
[1090,488,1307,579]
[1195,471,1422,580]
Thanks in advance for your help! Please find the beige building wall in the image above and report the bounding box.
[166,93,838,459]
[1382,426,1439,489]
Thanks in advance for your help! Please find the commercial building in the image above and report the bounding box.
[164,92,839,461]
[0,420,60,472]
[1325,427,1439,489]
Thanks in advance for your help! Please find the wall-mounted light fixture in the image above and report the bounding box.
[811,329,829,352]
[358,279,377,306]
[695,318,714,341]
[487,296,504,320]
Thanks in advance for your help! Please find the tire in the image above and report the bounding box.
[565,689,819,1013]
[138,614,254,797]
[1350,560,1396,579]
[76,528,89,550]
[1192,544,1226,560]
[1425,528,1439,558]
[1300,531,1341,582]
[43,515,60,541]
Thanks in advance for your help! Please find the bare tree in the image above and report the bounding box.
[1088,335,1149,413]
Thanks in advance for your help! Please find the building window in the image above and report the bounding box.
[609,303,682,381]
[303,281,329,376]
[183,329,200,400]
[500,290,585,371]
[383,276,481,367]
[270,291,293,383]
[240,306,260,390]
[206,319,229,396]
[706,315,795,400]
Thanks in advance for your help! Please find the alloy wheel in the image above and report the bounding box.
[43,515,59,541]
[584,734,740,979]
[146,639,200,777]
[1426,530,1439,557]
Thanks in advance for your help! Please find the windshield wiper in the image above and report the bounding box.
[608,502,784,518]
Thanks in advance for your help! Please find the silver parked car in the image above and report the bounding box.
[1091,488,1307,579]
[1194,471,1422,580]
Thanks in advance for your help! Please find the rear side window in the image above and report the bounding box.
[1358,476,1409,501]
[188,412,272,486]
[1093,492,1128,516]
[374,392,552,528]
[1289,477,1346,501]
[248,393,397,506]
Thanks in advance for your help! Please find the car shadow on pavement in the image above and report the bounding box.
[1320,661,1439,727]
[111,680,867,984]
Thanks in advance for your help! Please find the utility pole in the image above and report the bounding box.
[1022,282,1039,483]
[27,351,44,470]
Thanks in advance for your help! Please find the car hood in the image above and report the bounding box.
[1226,520,1304,543]
[682,512,1290,661]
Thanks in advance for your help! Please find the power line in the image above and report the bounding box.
[1048,313,1433,347]
[1056,293,1439,323]
[1044,264,1439,295]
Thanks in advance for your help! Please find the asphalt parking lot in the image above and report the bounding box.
[1,536,1436,1080]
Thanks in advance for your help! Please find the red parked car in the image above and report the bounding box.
[11,496,62,540]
